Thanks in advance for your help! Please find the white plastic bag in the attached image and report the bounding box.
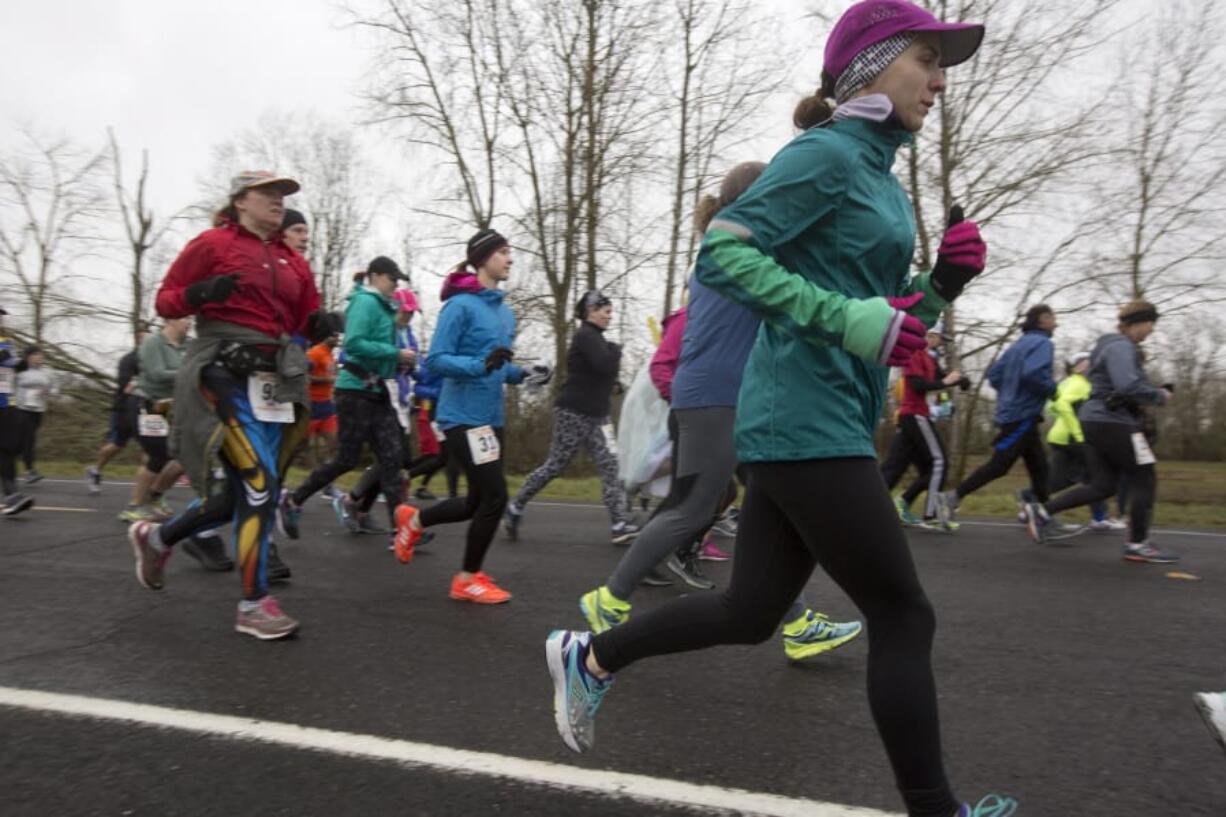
[616,364,672,492]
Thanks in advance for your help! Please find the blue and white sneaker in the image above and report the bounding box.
[782,610,862,661]
[958,793,1018,816]
[1022,500,1050,544]
[332,494,361,534]
[545,630,612,754]
[277,489,301,540]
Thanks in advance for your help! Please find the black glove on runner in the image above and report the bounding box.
[185,274,240,308]
[484,346,514,373]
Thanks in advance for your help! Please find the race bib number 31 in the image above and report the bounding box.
[249,372,295,424]
[467,425,501,465]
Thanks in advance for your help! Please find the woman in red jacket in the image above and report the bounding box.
[127,170,319,641]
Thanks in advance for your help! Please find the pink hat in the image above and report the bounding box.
[824,1,984,82]
[392,288,419,314]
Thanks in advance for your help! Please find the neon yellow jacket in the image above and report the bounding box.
[1046,372,1090,445]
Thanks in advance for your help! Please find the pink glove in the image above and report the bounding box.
[882,293,928,367]
[931,205,986,300]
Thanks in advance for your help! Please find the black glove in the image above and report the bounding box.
[484,346,514,373]
[930,206,986,301]
[956,375,971,392]
[0,348,10,364]
[1162,382,1175,395]
[185,274,240,308]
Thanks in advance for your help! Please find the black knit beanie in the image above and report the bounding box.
[466,229,509,269]
[281,208,307,230]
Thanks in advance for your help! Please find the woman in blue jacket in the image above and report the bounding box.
[395,229,532,605]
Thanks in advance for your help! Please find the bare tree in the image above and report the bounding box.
[108,128,189,340]
[0,131,108,343]
[659,0,786,318]
[1082,0,1226,314]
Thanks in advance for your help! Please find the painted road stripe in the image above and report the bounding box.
[0,686,897,817]
[30,506,97,513]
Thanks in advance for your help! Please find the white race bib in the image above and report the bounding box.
[384,379,410,430]
[0,368,12,395]
[248,372,295,424]
[138,412,170,437]
[1131,432,1156,466]
[467,425,501,465]
[601,423,618,455]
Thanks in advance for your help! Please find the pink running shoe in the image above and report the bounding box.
[235,595,299,640]
[698,537,730,562]
[128,521,171,590]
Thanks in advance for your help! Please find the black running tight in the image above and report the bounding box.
[419,426,507,574]
[591,458,957,817]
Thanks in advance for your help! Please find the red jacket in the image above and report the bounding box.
[899,347,939,417]
[156,222,319,338]
[650,307,687,403]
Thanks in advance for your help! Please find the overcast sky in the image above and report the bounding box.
[0,0,1174,364]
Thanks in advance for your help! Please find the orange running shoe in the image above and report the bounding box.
[393,504,422,564]
[449,572,512,604]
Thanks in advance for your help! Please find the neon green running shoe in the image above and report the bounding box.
[578,586,631,634]
[782,610,862,661]
[894,495,920,525]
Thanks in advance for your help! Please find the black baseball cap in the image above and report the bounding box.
[367,256,409,282]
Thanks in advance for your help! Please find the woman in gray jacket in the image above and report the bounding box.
[1021,300,1175,563]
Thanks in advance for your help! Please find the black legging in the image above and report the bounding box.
[419,425,507,574]
[292,390,404,524]
[0,406,20,495]
[955,416,1049,502]
[413,443,461,496]
[1045,421,1156,542]
[881,414,948,518]
[591,457,956,817]
[19,409,41,470]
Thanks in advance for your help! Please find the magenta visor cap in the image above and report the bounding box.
[824,0,985,80]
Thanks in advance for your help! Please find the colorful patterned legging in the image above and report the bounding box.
[160,364,306,600]
[513,406,627,524]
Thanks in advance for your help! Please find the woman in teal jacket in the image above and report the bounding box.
[547,3,1015,816]
[281,257,420,547]
[396,228,536,605]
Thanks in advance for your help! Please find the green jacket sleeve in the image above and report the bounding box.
[693,133,903,364]
[344,295,399,368]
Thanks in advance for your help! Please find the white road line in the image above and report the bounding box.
[0,686,897,817]
[30,506,97,513]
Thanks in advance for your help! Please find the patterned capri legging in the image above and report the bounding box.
[513,406,627,525]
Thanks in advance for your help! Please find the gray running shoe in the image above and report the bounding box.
[235,596,299,640]
[664,553,715,590]
[24,469,43,485]
[640,567,674,587]
[182,533,234,572]
[504,505,523,541]
[1,493,35,517]
[86,466,102,494]
[610,521,640,546]
[934,490,959,527]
